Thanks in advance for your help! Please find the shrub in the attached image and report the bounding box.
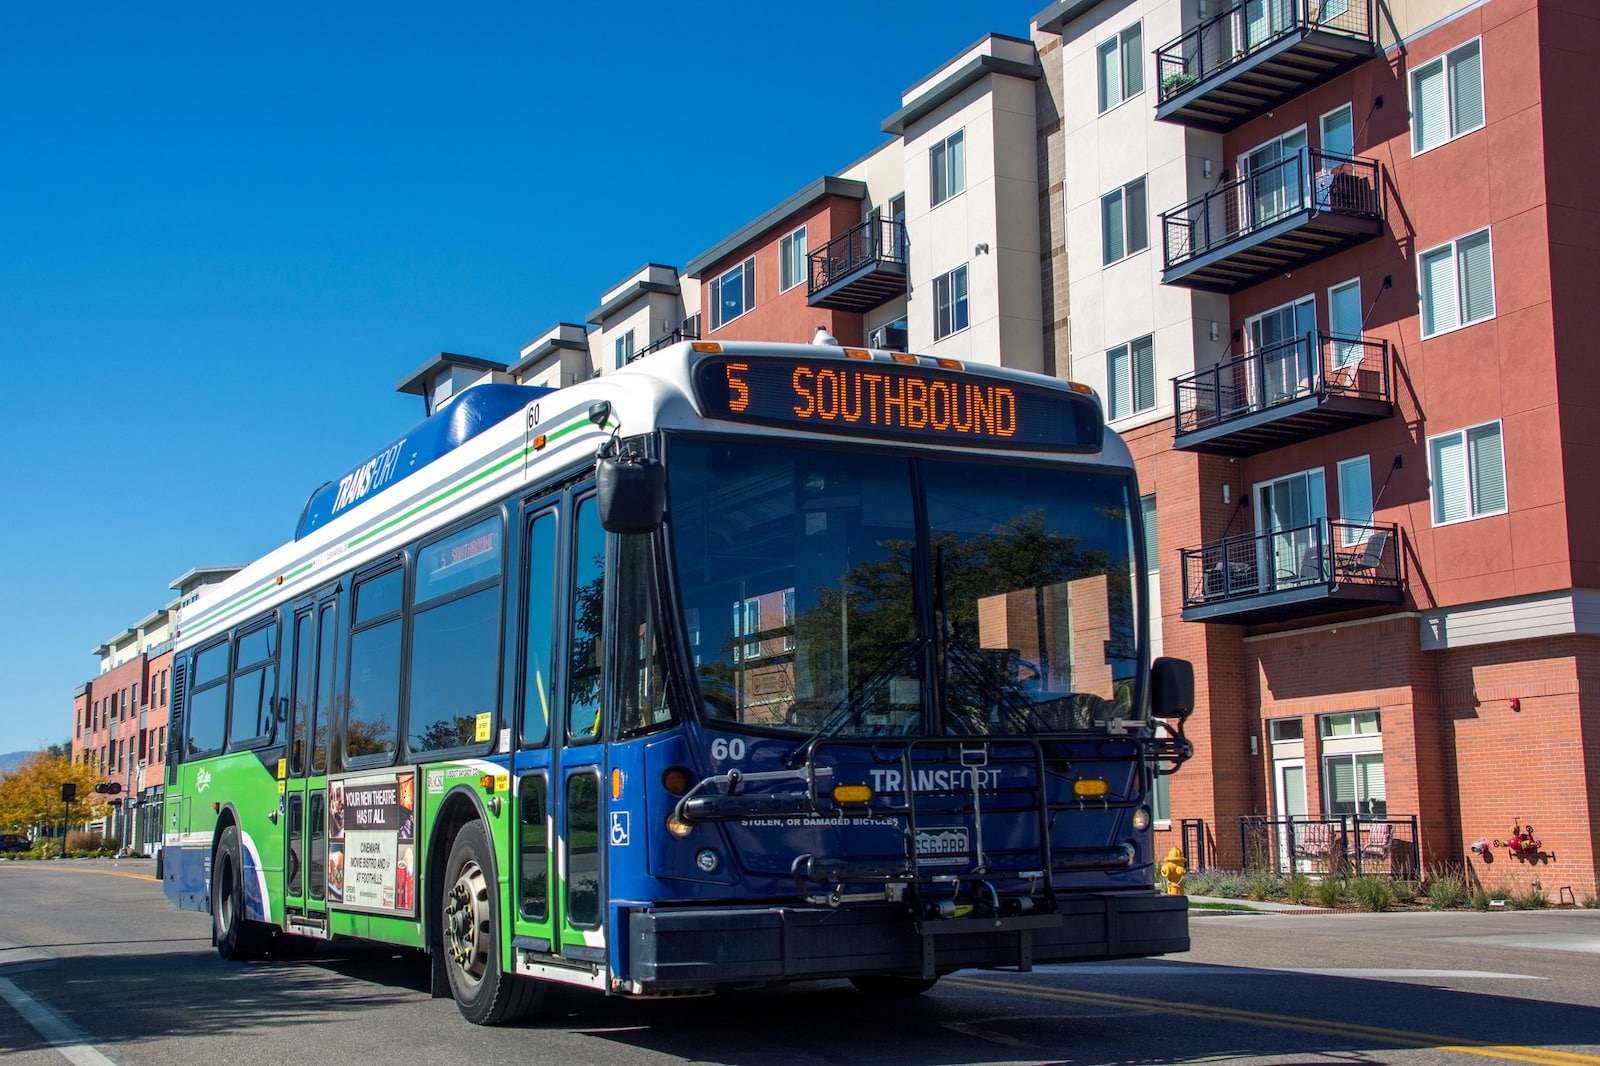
[1350,875,1393,912]
[1426,875,1469,910]
[1506,887,1548,911]
[1583,894,1599,910]
[1389,881,1416,906]
[1284,871,1312,904]
[1314,877,1344,908]
[65,830,105,853]
[1471,888,1491,911]
[1244,871,1283,901]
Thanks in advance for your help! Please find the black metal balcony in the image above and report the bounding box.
[1154,0,1377,132]
[1161,150,1382,292]
[632,326,700,362]
[1174,332,1391,455]
[808,218,908,312]
[1180,519,1403,624]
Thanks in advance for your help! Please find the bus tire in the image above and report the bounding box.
[440,820,544,1025]
[213,825,270,961]
[849,975,939,998]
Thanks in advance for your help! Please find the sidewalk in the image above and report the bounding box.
[1186,895,1336,914]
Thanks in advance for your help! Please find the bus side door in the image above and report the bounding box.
[283,589,338,934]
[511,490,607,968]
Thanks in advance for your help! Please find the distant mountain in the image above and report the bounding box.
[0,750,35,775]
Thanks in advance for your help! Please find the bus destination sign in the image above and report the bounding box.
[692,356,1101,452]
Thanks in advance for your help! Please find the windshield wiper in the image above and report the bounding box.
[783,638,923,767]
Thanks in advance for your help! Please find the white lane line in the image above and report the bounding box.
[0,977,119,1066]
[1022,963,1543,980]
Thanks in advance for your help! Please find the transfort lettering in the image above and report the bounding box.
[789,368,1016,438]
[869,768,1002,792]
[332,439,408,514]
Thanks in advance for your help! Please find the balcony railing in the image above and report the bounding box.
[1241,815,1419,878]
[807,218,908,312]
[632,326,700,362]
[1180,519,1403,624]
[1154,0,1377,131]
[1161,149,1382,292]
[1173,331,1392,454]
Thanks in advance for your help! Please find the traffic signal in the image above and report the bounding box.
[93,782,122,795]
[61,783,77,803]
[95,782,108,794]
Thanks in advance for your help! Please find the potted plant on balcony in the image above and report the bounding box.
[1162,71,1199,96]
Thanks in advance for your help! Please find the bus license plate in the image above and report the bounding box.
[914,826,969,866]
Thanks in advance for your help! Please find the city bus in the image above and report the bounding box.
[162,338,1195,1024]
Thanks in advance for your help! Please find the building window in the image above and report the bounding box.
[779,226,807,292]
[1420,228,1494,337]
[1325,752,1386,817]
[1096,22,1144,113]
[1411,39,1484,155]
[930,129,965,207]
[1337,455,1373,546]
[1141,493,1158,573]
[613,329,634,369]
[933,264,969,340]
[1428,420,1506,525]
[1106,334,1154,420]
[1101,177,1148,265]
[709,257,755,331]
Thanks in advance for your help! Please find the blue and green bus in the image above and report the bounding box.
[162,338,1194,1024]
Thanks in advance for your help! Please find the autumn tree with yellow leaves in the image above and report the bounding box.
[0,751,112,835]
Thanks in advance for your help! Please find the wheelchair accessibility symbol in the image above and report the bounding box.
[609,811,631,847]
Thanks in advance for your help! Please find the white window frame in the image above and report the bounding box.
[709,256,756,331]
[933,264,969,340]
[1100,176,1149,266]
[1106,333,1155,421]
[1410,38,1485,157]
[1419,227,1494,338]
[1427,419,1507,526]
[779,225,807,293]
[1096,21,1144,114]
[613,329,634,370]
[1336,455,1373,546]
[1140,493,1158,573]
[930,129,966,207]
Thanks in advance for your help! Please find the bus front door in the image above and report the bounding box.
[510,494,607,974]
[284,594,338,937]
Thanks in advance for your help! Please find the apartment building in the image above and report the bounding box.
[1033,0,1600,895]
[71,566,238,853]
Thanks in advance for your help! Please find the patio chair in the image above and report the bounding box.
[1291,821,1334,861]
[1359,822,1393,861]
[1338,530,1389,578]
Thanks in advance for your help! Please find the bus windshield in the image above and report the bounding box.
[665,437,1141,738]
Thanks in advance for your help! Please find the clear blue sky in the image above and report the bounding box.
[0,1,1030,754]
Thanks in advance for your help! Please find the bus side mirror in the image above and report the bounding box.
[596,448,665,534]
[1150,657,1195,720]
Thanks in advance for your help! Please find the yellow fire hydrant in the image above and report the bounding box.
[1159,847,1187,895]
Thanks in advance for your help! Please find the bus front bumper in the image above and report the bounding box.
[626,891,1187,989]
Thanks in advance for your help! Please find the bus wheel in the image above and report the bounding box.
[849,975,939,998]
[213,825,269,961]
[441,821,543,1025]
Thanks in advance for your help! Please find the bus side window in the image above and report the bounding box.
[521,510,557,748]
[566,496,605,741]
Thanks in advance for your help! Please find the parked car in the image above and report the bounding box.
[0,833,31,854]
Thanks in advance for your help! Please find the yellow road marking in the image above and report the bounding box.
[11,865,157,882]
[951,976,1600,1066]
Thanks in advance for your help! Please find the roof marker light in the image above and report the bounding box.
[691,342,723,353]
[891,353,919,364]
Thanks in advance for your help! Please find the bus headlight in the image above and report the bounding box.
[666,813,693,838]
[1131,806,1152,831]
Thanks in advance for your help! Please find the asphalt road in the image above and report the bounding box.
[4,858,1600,1065]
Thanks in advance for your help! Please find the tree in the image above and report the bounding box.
[0,751,111,834]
